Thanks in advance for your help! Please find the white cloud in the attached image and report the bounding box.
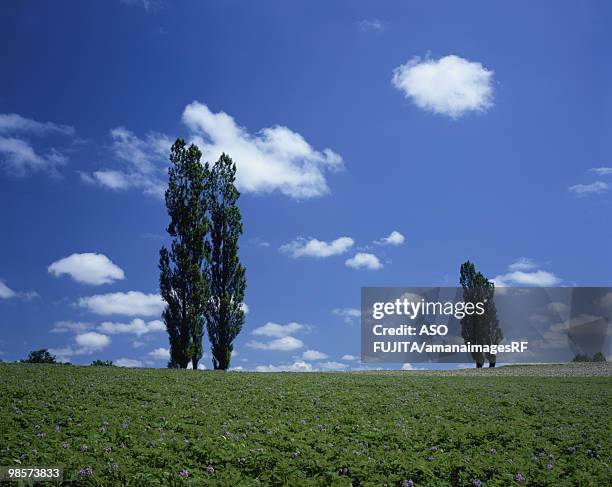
[148,347,170,360]
[345,253,383,270]
[0,113,74,136]
[251,322,304,338]
[255,360,313,372]
[375,230,405,246]
[332,307,361,324]
[569,181,608,196]
[319,361,348,370]
[342,354,359,361]
[78,291,164,316]
[48,253,125,285]
[280,236,354,258]
[0,279,16,299]
[50,321,93,333]
[508,257,538,272]
[75,332,111,350]
[0,113,74,175]
[302,349,328,360]
[357,19,386,32]
[392,55,494,118]
[493,259,561,287]
[98,318,165,336]
[115,358,143,368]
[248,336,304,351]
[590,167,612,176]
[183,101,343,198]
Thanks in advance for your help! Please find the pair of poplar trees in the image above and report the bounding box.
[159,139,246,370]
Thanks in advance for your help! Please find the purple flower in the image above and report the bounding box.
[538,451,545,457]
[515,473,525,483]
[80,444,88,452]
[62,442,68,449]
[473,480,482,487]
[79,466,93,477]
[566,446,576,454]
[104,446,112,453]
[427,455,433,462]
[547,463,553,470]
[490,448,496,454]
[431,446,438,452]
[292,450,300,458]
[121,421,129,429]
[180,469,190,477]
[403,480,414,487]
[54,425,60,433]
[206,466,214,473]
[111,463,118,471]
[548,453,554,459]
[338,467,349,476]
[99,426,106,433]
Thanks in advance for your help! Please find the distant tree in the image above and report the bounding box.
[159,139,210,369]
[91,359,114,366]
[460,261,503,368]
[592,352,606,362]
[204,154,246,370]
[572,353,590,362]
[24,349,56,364]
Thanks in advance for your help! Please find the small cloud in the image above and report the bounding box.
[48,252,125,285]
[251,322,303,338]
[493,259,561,287]
[345,252,383,270]
[50,321,93,334]
[375,230,405,246]
[247,336,304,351]
[255,360,313,372]
[569,181,608,196]
[280,236,354,258]
[148,347,170,360]
[342,354,359,361]
[115,358,143,368]
[98,318,165,336]
[319,361,348,371]
[78,291,164,316]
[508,257,538,272]
[302,349,328,360]
[590,167,612,176]
[0,278,37,301]
[75,332,111,350]
[357,18,386,33]
[332,308,361,324]
[392,55,494,118]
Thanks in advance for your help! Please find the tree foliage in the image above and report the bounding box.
[91,359,114,366]
[24,349,56,364]
[159,139,210,369]
[459,261,502,367]
[204,154,246,370]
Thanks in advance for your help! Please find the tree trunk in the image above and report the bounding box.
[476,362,483,368]
[191,357,199,370]
[489,362,496,368]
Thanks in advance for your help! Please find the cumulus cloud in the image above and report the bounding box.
[248,336,304,351]
[115,358,143,368]
[493,259,561,287]
[375,230,405,246]
[183,102,343,198]
[392,55,494,118]
[50,321,93,333]
[319,361,348,370]
[332,307,361,324]
[569,181,608,196]
[302,349,328,360]
[251,322,304,338]
[280,236,354,258]
[48,253,125,285]
[342,354,359,361]
[345,253,383,270]
[0,113,74,175]
[75,331,111,350]
[78,291,164,316]
[255,360,313,372]
[148,347,170,360]
[98,318,165,336]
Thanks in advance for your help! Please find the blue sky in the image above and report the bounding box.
[0,0,610,370]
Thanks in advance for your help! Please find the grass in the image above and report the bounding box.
[0,363,610,486]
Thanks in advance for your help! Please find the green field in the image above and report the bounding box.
[0,364,610,486]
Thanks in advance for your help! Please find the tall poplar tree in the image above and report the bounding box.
[204,153,246,370]
[159,139,209,369]
[459,261,502,367]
